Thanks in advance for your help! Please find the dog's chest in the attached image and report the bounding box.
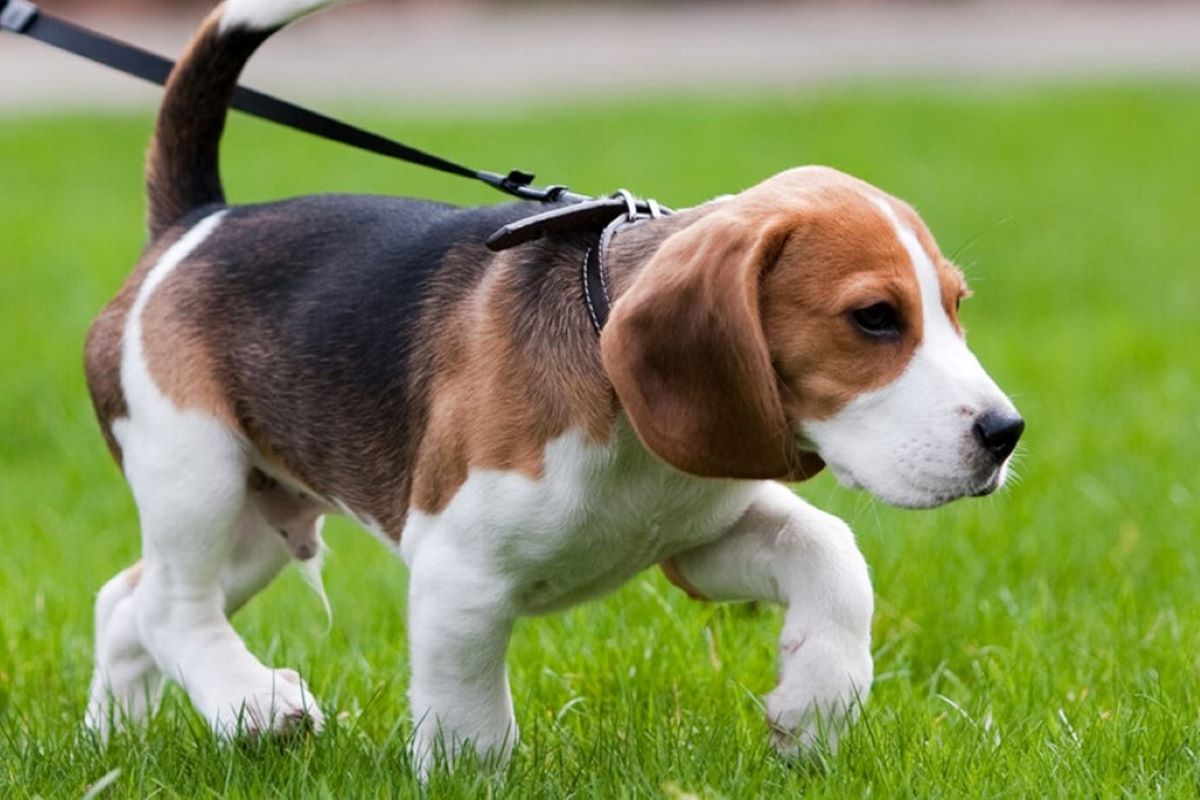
[399,424,757,615]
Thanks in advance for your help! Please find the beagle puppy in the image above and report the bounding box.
[81,0,1024,774]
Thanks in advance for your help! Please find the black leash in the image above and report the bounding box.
[0,0,595,204]
[1,0,673,330]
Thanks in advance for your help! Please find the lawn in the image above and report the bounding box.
[1,84,1199,798]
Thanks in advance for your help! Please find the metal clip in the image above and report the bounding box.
[500,169,535,192]
[0,0,39,33]
[612,188,638,221]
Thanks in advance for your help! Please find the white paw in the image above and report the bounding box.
[409,717,518,779]
[409,725,445,781]
[84,668,163,739]
[86,570,162,739]
[765,632,872,757]
[205,667,324,737]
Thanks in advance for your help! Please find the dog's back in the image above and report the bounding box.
[83,190,578,531]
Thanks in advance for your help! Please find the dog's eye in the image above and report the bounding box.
[852,303,901,337]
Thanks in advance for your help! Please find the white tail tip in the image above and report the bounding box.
[220,0,341,33]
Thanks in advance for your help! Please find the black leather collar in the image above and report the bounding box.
[581,214,648,333]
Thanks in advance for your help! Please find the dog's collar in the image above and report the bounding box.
[582,211,651,334]
[486,190,668,334]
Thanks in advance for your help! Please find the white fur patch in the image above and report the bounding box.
[871,197,980,384]
[399,422,760,774]
[220,0,341,33]
[400,424,757,614]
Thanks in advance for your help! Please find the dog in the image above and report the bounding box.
[80,0,1024,774]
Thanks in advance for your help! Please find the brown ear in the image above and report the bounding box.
[601,210,823,480]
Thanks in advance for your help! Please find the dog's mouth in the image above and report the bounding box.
[789,433,826,481]
[806,439,1010,509]
[969,462,1010,498]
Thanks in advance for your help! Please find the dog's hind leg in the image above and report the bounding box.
[86,212,320,738]
[86,496,299,736]
[220,498,297,617]
[86,562,162,736]
[115,413,320,737]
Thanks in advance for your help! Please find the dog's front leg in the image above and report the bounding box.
[666,482,874,755]
[405,538,517,778]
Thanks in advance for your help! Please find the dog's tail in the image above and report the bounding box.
[145,0,339,239]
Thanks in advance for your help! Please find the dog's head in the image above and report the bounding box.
[602,166,1022,508]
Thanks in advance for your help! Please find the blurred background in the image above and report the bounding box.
[3,1,1200,111]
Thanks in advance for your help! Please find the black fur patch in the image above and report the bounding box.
[181,195,577,527]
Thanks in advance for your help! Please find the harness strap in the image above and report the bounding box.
[485,196,657,252]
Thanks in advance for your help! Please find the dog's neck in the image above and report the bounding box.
[602,202,718,309]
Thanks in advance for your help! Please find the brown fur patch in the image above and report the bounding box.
[85,219,241,467]
[140,262,237,427]
[409,244,618,515]
[602,208,806,479]
[145,11,269,238]
[761,179,924,423]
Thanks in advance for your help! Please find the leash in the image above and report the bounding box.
[1,0,671,329]
[0,0,667,217]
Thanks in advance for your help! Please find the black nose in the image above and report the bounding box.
[973,410,1025,462]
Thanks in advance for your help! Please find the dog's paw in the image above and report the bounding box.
[409,716,518,780]
[85,567,163,739]
[207,667,324,738]
[765,631,872,757]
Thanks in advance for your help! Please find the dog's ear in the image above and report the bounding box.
[601,210,823,480]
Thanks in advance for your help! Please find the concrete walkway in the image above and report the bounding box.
[1,1,1198,112]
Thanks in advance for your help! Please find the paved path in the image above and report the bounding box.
[2,1,1199,112]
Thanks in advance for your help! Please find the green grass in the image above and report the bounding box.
[2,83,1199,797]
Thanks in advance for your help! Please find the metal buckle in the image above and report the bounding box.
[611,189,668,220]
[0,0,39,33]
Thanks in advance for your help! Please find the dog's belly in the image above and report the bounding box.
[399,423,761,616]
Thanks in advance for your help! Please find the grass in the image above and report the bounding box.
[1,83,1199,797]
